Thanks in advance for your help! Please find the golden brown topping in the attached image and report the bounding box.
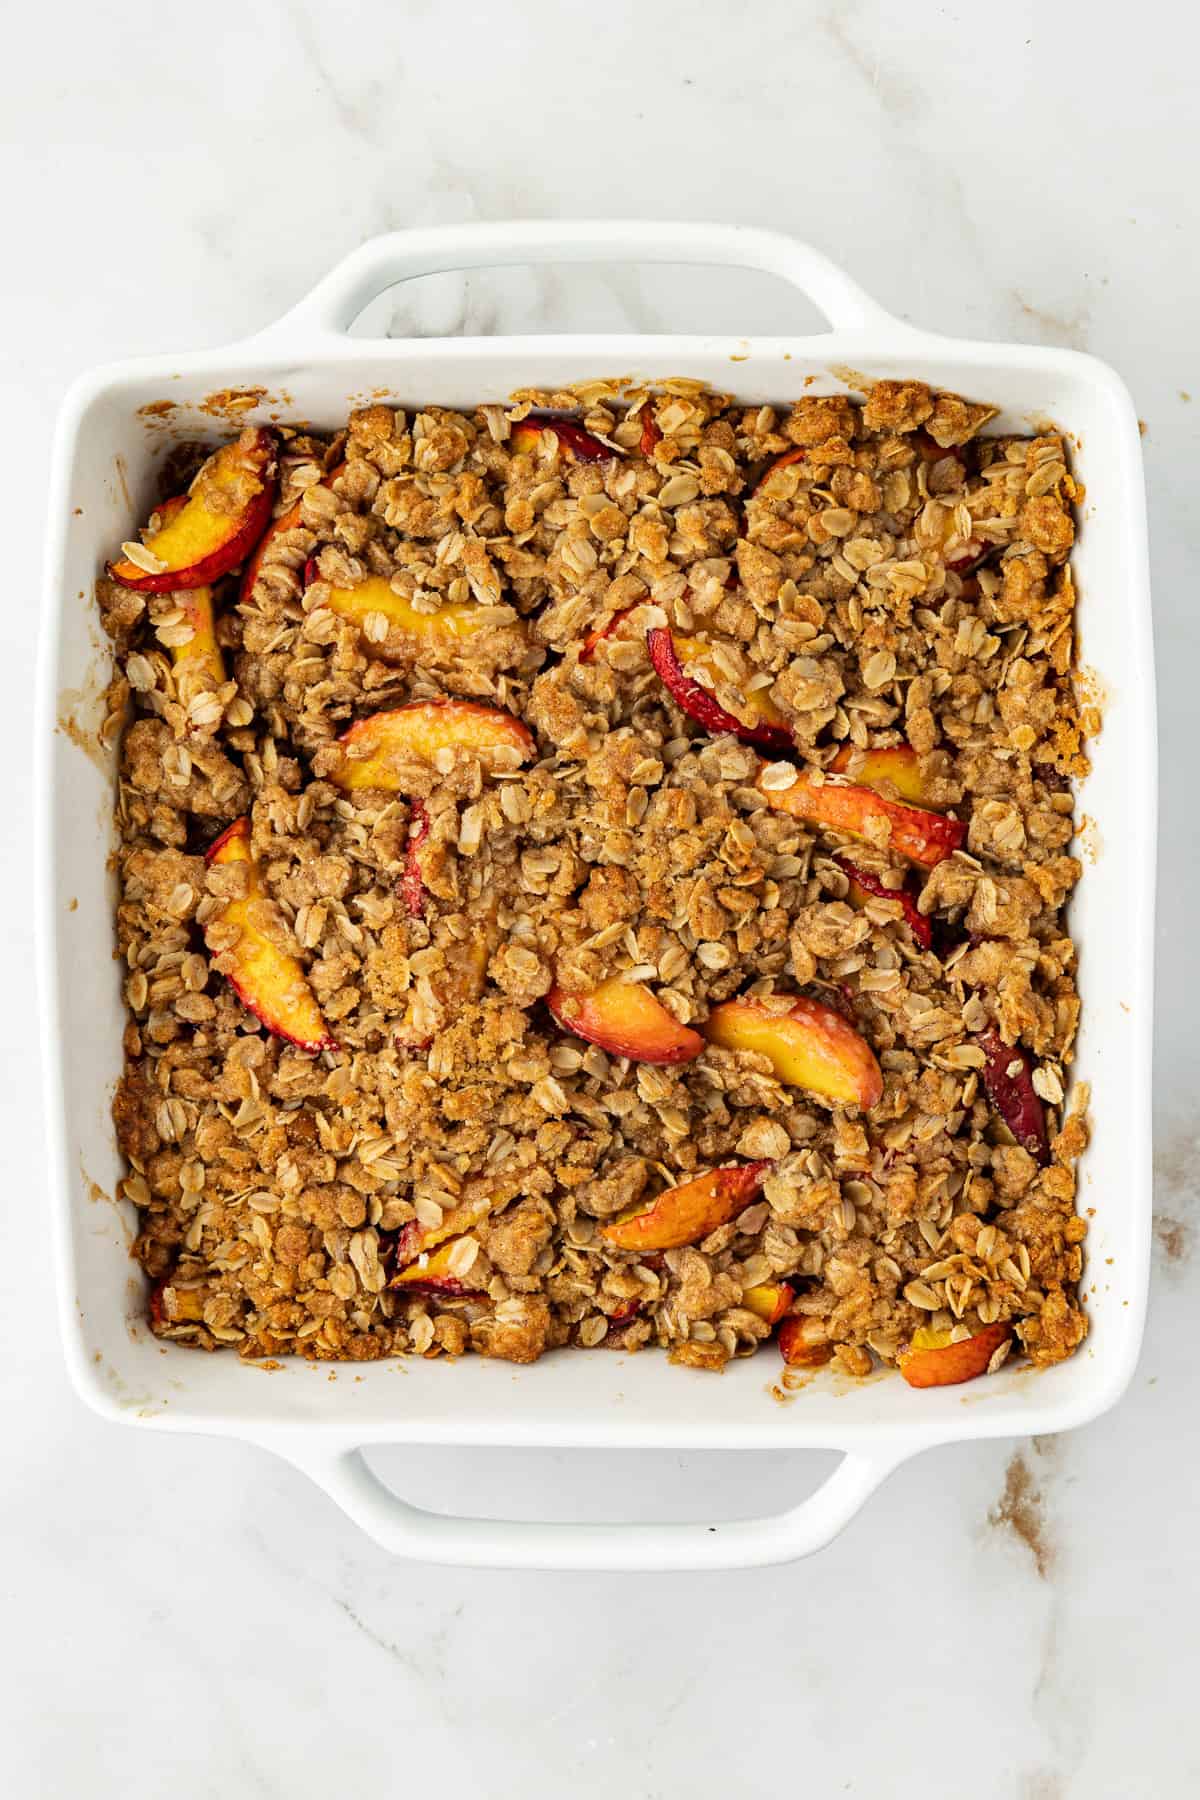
[105,383,1088,1376]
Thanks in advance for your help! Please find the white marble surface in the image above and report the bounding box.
[3,0,1196,1793]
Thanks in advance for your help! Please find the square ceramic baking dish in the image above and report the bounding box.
[36,221,1155,1570]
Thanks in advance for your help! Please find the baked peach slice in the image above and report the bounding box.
[742,1280,795,1326]
[828,743,931,806]
[172,589,225,687]
[148,1279,205,1327]
[751,446,807,493]
[152,506,225,691]
[702,995,883,1110]
[898,1322,1012,1389]
[580,606,637,662]
[239,459,345,604]
[140,492,227,683]
[778,1316,833,1369]
[639,411,663,456]
[401,802,431,919]
[978,1030,1050,1165]
[310,572,497,647]
[647,627,792,752]
[390,1237,486,1300]
[204,819,336,1053]
[238,510,294,604]
[756,764,965,869]
[143,500,226,686]
[835,855,932,951]
[108,427,277,593]
[914,431,960,464]
[330,702,535,792]
[601,1163,771,1251]
[509,414,614,463]
[548,976,704,1066]
[391,1198,493,1271]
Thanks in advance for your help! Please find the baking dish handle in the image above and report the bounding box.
[277,1442,910,1571]
[255,220,905,343]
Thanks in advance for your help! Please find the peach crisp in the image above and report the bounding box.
[102,381,1089,1385]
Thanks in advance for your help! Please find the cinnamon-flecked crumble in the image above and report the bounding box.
[101,379,1091,1380]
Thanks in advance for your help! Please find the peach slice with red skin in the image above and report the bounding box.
[204,818,337,1054]
[401,802,431,918]
[601,1163,771,1252]
[384,780,499,1050]
[743,1281,796,1326]
[639,411,663,456]
[145,494,190,541]
[828,743,931,806]
[978,1030,1050,1165]
[583,575,735,666]
[140,503,225,690]
[835,855,932,951]
[148,1279,206,1327]
[702,995,883,1110]
[391,1198,493,1271]
[171,581,226,691]
[308,571,497,647]
[390,1238,486,1301]
[778,1317,833,1369]
[509,414,614,463]
[647,627,793,752]
[580,607,636,662]
[548,977,704,1066]
[914,431,966,469]
[239,459,346,604]
[109,428,277,592]
[329,702,535,792]
[606,1297,643,1324]
[756,764,965,870]
[751,446,807,493]
[898,1322,1012,1389]
[239,503,298,604]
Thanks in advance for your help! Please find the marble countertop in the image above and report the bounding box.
[4,0,1195,1793]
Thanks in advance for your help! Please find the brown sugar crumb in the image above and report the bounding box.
[669,1340,730,1373]
[101,379,1091,1381]
[862,379,934,433]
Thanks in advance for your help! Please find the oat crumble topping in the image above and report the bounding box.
[100,379,1090,1381]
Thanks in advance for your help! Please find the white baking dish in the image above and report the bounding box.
[36,221,1155,1570]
